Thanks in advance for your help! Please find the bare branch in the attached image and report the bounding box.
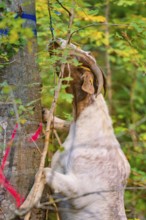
[48,0,55,40]
[105,0,112,113]
[56,0,71,16]
[70,23,130,40]
[53,129,62,147]
[0,59,16,65]
[56,0,75,44]
[24,212,31,220]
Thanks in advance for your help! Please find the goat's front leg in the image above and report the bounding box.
[16,168,77,216]
[42,108,70,131]
[44,168,78,197]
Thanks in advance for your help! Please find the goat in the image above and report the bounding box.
[18,39,130,220]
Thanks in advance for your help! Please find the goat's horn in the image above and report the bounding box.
[69,50,104,95]
[90,63,104,96]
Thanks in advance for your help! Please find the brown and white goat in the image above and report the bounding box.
[18,39,130,220]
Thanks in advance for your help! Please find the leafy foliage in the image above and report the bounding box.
[0,9,33,68]
[1,0,146,219]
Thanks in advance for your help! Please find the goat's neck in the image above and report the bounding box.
[71,94,118,147]
[73,94,94,120]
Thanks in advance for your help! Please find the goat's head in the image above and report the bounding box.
[49,39,106,118]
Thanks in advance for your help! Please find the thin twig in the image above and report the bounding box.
[24,211,31,220]
[30,139,42,154]
[69,23,130,40]
[56,0,75,44]
[49,195,60,220]
[38,188,127,207]
[53,129,62,146]
[48,0,55,40]
[56,0,71,16]
[0,59,16,65]
[105,0,112,113]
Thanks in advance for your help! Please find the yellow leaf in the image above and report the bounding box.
[78,11,105,23]
[9,30,19,44]
[20,119,27,124]
[102,37,109,46]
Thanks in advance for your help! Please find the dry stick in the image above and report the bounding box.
[21,65,66,216]
[56,0,71,16]
[48,0,54,40]
[24,212,31,220]
[21,3,75,217]
[53,129,62,147]
[57,0,74,44]
[105,0,112,113]
[49,195,60,220]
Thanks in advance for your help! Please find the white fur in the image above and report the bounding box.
[44,94,130,220]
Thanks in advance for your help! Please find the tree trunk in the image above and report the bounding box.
[0,1,45,219]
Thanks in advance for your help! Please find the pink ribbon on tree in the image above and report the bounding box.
[0,124,24,207]
[0,123,43,207]
[28,123,43,142]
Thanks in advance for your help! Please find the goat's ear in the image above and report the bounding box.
[81,71,95,95]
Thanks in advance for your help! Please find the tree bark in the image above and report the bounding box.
[0,1,45,219]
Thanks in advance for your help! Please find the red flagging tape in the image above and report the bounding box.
[0,124,24,207]
[0,123,42,207]
[1,124,18,170]
[29,123,43,142]
[0,168,24,207]
[1,147,11,171]
[11,123,18,140]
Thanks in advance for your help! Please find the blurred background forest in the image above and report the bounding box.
[0,0,146,219]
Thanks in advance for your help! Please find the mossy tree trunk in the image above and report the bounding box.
[0,1,45,219]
